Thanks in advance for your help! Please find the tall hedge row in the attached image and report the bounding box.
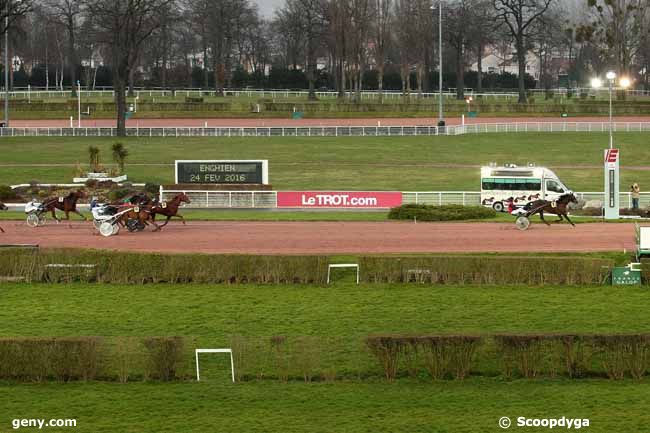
[359,256,613,285]
[0,249,328,284]
[366,334,650,381]
[0,336,189,382]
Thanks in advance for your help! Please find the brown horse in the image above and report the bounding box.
[43,190,87,222]
[118,204,155,232]
[0,202,7,233]
[524,193,579,226]
[149,193,191,231]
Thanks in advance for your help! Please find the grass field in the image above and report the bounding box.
[2,283,648,338]
[1,282,649,432]
[3,380,650,433]
[1,132,649,190]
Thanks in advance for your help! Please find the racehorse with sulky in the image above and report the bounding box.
[43,190,88,222]
[523,193,579,226]
[118,192,191,232]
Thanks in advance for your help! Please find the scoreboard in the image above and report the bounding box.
[175,160,269,184]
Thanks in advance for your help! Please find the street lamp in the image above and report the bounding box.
[591,72,633,149]
[430,1,444,126]
[3,6,8,128]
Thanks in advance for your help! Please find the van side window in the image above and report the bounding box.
[546,180,564,193]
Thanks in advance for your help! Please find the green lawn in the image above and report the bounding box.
[2,283,647,340]
[1,282,650,432]
[1,133,649,190]
[2,380,649,433]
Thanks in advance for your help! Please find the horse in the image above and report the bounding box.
[149,192,191,231]
[523,193,579,226]
[43,190,87,222]
[118,204,154,232]
[0,202,7,233]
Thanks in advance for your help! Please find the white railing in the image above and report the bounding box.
[159,188,650,209]
[404,191,650,209]
[7,87,650,100]
[160,190,277,208]
[3,122,650,138]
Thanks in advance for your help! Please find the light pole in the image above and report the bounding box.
[3,6,8,128]
[606,71,616,149]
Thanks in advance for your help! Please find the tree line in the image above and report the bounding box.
[2,0,650,133]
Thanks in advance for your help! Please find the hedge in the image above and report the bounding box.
[366,334,650,381]
[388,204,495,221]
[2,334,649,383]
[0,336,190,382]
[359,256,613,285]
[0,249,328,284]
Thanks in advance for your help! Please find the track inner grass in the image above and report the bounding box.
[2,283,647,339]
[1,282,650,432]
[3,380,649,433]
[1,132,649,190]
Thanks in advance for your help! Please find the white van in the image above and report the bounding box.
[480,165,572,212]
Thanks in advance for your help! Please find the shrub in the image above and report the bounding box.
[142,337,185,381]
[388,204,495,222]
[0,249,328,285]
[359,256,613,285]
[111,142,129,174]
[0,185,17,201]
[0,337,103,382]
[107,188,132,202]
[366,336,402,381]
[88,145,101,172]
[144,183,160,196]
[495,334,552,379]
[270,336,290,382]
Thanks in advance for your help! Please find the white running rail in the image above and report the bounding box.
[3,122,650,138]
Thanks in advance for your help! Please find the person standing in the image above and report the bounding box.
[631,183,641,209]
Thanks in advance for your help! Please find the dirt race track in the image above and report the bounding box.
[0,221,635,254]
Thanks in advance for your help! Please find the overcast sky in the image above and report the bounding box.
[254,0,284,17]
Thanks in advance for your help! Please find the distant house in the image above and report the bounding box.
[469,46,541,80]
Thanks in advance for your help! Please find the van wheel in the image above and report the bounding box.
[492,202,504,212]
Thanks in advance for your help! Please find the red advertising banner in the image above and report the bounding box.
[277,191,403,208]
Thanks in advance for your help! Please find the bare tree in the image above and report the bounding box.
[493,0,554,103]
[85,0,174,136]
[43,0,81,96]
[467,0,496,92]
[580,0,649,75]
[0,0,32,36]
[372,0,392,101]
[394,0,416,96]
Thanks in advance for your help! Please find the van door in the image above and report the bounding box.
[545,179,566,200]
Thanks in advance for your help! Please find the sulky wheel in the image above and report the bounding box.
[26,213,40,228]
[515,216,531,231]
[99,222,116,237]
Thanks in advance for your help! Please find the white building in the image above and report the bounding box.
[469,47,541,80]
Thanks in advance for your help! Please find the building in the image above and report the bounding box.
[469,46,541,80]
